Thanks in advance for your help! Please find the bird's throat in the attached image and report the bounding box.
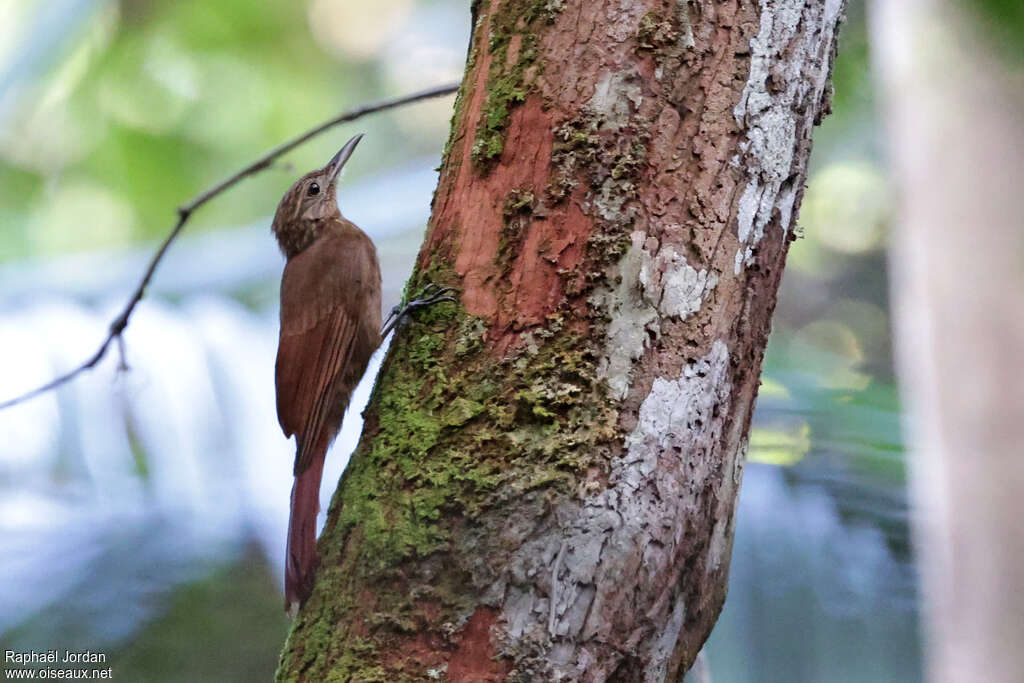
[275,218,324,259]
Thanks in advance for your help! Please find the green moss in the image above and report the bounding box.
[280,222,641,675]
[545,110,648,277]
[322,638,387,683]
[441,397,485,426]
[470,0,564,167]
[279,6,664,672]
[439,77,472,175]
[503,188,535,215]
[276,605,327,682]
[494,188,535,271]
[454,316,487,356]
[637,11,679,51]
[333,299,614,574]
[546,116,600,202]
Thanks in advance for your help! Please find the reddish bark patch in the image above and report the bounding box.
[379,630,449,676]
[417,0,601,355]
[421,0,499,283]
[447,606,511,682]
[430,96,559,326]
[430,93,598,355]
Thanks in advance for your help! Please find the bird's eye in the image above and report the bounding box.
[307,182,320,197]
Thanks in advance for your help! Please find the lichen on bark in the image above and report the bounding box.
[278,270,621,681]
[278,0,845,680]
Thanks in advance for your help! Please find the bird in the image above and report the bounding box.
[271,134,382,612]
[271,134,453,613]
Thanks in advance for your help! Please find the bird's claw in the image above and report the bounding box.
[381,283,458,339]
[417,283,443,297]
[406,285,456,310]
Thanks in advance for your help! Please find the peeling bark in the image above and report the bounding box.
[277,1,844,681]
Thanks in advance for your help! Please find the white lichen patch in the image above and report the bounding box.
[471,1,845,674]
[645,599,687,681]
[639,241,718,319]
[592,232,659,401]
[595,233,719,399]
[492,341,735,676]
[777,182,798,231]
[706,437,747,575]
[593,176,637,223]
[589,69,643,130]
[735,179,762,244]
[732,0,843,271]
[748,108,796,182]
[626,340,730,453]
[676,0,695,49]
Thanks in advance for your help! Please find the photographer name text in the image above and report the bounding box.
[5,651,107,665]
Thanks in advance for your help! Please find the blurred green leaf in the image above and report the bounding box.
[110,553,289,683]
[958,0,1024,64]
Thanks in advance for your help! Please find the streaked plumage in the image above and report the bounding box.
[271,135,381,611]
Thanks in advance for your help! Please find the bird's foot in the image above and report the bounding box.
[405,283,457,311]
[382,283,457,338]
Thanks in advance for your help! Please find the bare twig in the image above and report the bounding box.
[0,82,459,410]
[115,334,129,373]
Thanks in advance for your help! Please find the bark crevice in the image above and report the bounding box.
[277,1,844,681]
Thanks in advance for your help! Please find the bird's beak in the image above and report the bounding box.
[326,134,363,185]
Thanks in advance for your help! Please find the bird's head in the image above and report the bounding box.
[272,133,362,257]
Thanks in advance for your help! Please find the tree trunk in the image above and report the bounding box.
[871,2,1024,681]
[277,1,844,680]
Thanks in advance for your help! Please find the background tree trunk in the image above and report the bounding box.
[871,2,1024,681]
[277,1,844,680]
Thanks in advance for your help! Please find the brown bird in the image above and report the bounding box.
[272,134,453,612]
[272,134,382,611]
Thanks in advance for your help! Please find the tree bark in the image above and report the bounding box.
[277,1,844,680]
[871,2,1024,682]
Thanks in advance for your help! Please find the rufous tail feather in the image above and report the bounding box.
[285,440,327,613]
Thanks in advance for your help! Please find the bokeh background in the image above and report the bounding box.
[0,0,1013,680]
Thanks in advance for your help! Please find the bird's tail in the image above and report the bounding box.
[285,441,327,614]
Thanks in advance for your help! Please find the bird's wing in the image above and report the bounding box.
[275,233,363,474]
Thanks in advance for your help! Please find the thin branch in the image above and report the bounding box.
[0,82,459,411]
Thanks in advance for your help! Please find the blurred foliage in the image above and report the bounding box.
[747,1,910,562]
[755,338,909,559]
[959,0,1024,64]
[108,553,289,683]
[823,2,872,134]
[805,1,878,169]
[0,0,462,262]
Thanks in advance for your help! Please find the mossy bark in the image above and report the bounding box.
[277,1,844,681]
